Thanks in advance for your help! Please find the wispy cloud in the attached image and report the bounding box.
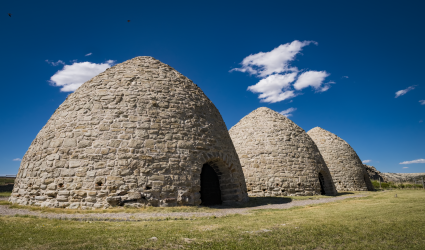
[49,60,116,92]
[342,76,349,79]
[85,52,92,56]
[12,158,22,161]
[400,159,425,164]
[419,100,425,105]
[231,40,334,103]
[279,107,297,117]
[402,167,409,169]
[395,85,416,98]
[362,160,371,164]
[45,60,65,66]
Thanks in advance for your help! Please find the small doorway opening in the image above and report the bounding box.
[318,173,326,195]
[200,163,222,206]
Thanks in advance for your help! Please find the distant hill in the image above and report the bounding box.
[364,165,425,182]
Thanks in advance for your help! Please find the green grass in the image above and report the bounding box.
[0,178,15,185]
[1,190,424,249]
[371,180,424,189]
[0,191,12,197]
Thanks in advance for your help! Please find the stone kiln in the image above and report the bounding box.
[307,127,374,191]
[229,107,337,196]
[10,56,248,209]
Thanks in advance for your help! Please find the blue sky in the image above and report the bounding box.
[1,0,424,175]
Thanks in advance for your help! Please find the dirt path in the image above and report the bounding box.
[0,194,365,221]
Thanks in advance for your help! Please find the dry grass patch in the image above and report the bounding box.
[0,190,424,249]
[6,203,218,214]
[0,191,12,197]
[2,192,357,214]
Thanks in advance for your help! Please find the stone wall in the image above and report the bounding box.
[10,56,248,209]
[307,127,374,191]
[229,107,337,197]
[363,164,386,182]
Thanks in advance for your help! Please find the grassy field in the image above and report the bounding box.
[0,192,12,198]
[0,178,15,186]
[0,190,424,249]
[371,180,425,189]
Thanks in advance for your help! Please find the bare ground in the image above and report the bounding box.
[0,194,365,221]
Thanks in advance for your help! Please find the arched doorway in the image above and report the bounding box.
[200,163,222,206]
[318,173,326,195]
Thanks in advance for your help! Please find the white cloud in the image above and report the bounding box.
[231,40,317,77]
[420,120,423,123]
[342,76,349,78]
[395,85,416,98]
[419,100,425,105]
[247,73,297,103]
[85,52,92,56]
[232,40,335,103]
[12,158,21,161]
[49,60,115,92]
[293,71,331,92]
[45,60,65,66]
[399,159,425,164]
[279,107,297,117]
[362,160,371,163]
[402,167,409,169]
[318,82,334,92]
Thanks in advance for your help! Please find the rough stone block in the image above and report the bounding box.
[63,138,77,148]
[9,56,249,209]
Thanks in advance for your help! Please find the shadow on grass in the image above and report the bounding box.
[205,191,359,209]
[334,192,355,196]
[226,196,293,208]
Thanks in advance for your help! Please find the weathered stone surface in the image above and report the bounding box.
[106,196,122,206]
[378,170,425,183]
[307,127,374,191]
[364,164,387,182]
[229,107,337,197]
[10,56,248,208]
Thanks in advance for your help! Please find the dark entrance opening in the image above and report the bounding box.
[200,163,222,206]
[318,173,326,195]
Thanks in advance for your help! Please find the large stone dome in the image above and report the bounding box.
[307,127,374,191]
[10,56,248,208]
[229,107,337,196]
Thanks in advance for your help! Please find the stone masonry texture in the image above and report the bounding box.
[10,56,248,209]
[307,127,374,191]
[363,164,386,182]
[228,107,337,197]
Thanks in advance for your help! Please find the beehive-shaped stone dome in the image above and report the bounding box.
[10,56,248,209]
[307,127,374,191]
[229,107,337,196]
